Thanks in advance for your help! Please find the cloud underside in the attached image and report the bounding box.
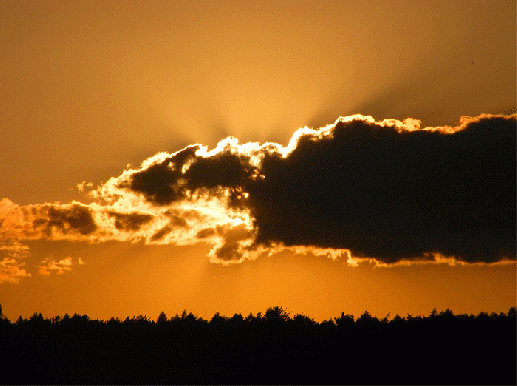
[1,113,515,281]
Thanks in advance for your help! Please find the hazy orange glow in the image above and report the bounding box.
[0,0,515,322]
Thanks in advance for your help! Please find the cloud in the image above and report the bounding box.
[244,114,516,264]
[0,114,515,272]
[107,211,154,232]
[38,257,74,276]
[0,200,97,241]
[0,239,31,284]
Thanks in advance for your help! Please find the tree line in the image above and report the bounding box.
[1,305,515,384]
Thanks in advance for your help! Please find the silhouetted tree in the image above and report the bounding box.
[264,306,289,323]
[292,313,317,327]
[334,312,354,330]
[157,311,168,324]
[1,306,515,384]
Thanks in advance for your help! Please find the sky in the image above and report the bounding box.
[0,0,515,322]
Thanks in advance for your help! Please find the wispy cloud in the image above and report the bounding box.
[1,114,515,281]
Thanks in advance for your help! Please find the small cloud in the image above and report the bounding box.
[0,261,31,284]
[76,181,94,193]
[38,257,74,276]
[0,239,31,284]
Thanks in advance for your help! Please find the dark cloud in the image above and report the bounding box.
[196,228,216,239]
[167,214,189,229]
[119,115,515,264]
[244,116,515,263]
[34,204,97,236]
[210,224,252,262]
[150,225,173,242]
[107,211,154,232]
[163,208,201,223]
[119,145,200,205]
[149,214,188,242]
[119,144,256,206]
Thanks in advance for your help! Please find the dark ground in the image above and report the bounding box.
[2,306,515,384]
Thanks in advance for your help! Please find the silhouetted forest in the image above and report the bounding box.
[1,305,515,384]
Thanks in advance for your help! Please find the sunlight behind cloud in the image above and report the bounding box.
[1,114,515,282]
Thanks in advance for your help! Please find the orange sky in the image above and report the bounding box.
[0,0,515,322]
